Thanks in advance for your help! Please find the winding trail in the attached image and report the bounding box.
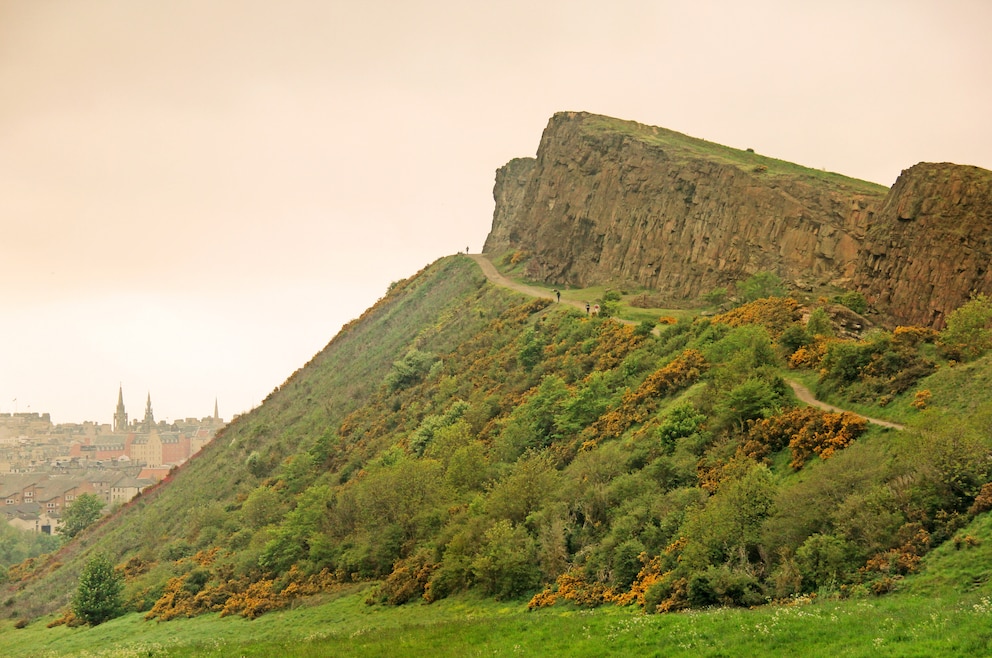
[466,253,905,431]
[468,253,590,314]
[784,379,904,430]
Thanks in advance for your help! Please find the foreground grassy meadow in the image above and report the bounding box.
[6,511,992,658]
[2,583,991,658]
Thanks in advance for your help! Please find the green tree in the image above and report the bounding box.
[680,463,777,573]
[806,307,834,337]
[833,290,868,315]
[940,293,992,360]
[73,553,124,625]
[795,533,852,590]
[737,271,786,303]
[718,378,780,430]
[703,286,729,307]
[597,289,623,318]
[59,493,105,541]
[385,349,439,391]
[777,325,812,356]
[471,520,541,599]
[241,485,284,529]
[495,376,570,460]
[657,402,706,452]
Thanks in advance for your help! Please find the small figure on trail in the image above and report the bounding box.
[466,246,470,254]
[585,302,590,314]
[593,304,600,316]
[553,289,560,302]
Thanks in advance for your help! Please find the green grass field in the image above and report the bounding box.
[7,510,992,658]
[4,575,991,657]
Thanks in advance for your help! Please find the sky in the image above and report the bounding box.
[1,1,990,425]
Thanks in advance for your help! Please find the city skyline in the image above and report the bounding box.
[2,387,220,428]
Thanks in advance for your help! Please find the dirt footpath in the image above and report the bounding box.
[466,253,904,431]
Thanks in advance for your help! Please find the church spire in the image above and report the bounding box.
[144,391,155,430]
[113,385,128,433]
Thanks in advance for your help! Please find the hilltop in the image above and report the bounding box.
[485,111,992,328]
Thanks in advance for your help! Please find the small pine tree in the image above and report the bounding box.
[73,553,124,625]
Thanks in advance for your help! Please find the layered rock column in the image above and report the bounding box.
[484,112,882,299]
[854,163,992,328]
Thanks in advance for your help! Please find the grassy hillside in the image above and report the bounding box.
[3,254,992,656]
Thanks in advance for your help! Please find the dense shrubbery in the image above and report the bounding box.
[939,293,992,361]
[789,325,937,405]
[13,256,992,626]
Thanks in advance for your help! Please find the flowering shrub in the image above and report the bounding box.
[741,407,867,469]
[367,552,438,605]
[47,609,81,628]
[119,556,154,581]
[713,297,801,338]
[527,570,616,609]
[612,555,667,607]
[968,483,992,515]
[144,558,340,621]
[145,576,196,621]
[786,411,867,469]
[787,337,834,369]
[911,389,932,410]
[741,407,822,462]
[592,349,707,440]
[589,322,645,370]
[860,525,930,582]
[219,579,281,619]
[893,325,938,347]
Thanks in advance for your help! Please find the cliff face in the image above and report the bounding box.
[484,112,885,299]
[484,112,992,327]
[854,163,992,328]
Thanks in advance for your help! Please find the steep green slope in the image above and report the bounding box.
[6,254,992,641]
[5,255,499,617]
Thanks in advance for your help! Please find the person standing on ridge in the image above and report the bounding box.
[554,289,560,302]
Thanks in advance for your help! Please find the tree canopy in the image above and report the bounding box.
[73,553,124,625]
[59,493,105,541]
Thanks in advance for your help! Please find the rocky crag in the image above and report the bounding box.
[483,112,992,328]
[853,163,992,328]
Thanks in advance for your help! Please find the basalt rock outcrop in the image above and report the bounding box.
[483,112,992,328]
[854,163,992,328]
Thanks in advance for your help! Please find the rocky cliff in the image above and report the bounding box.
[484,112,885,299]
[854,163,992,328]
[484,112,992,327]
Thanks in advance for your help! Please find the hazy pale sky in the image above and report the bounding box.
[1,0,990,424]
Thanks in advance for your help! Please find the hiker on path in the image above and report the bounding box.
[585,302,590,314]
[554,289,560,302]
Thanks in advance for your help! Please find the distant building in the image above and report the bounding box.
[69,388,225,470]
[113,385,128,433]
